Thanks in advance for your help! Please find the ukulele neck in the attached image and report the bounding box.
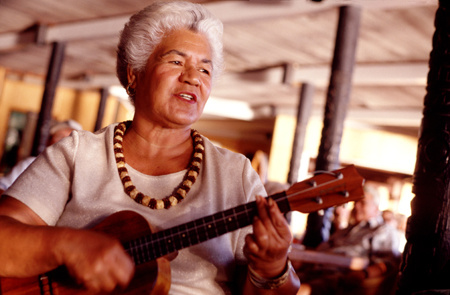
[123,191,290,265]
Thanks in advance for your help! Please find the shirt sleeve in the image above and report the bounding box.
[4,133,79,225]
[370,223,401,266]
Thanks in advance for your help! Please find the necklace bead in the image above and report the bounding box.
[114,121,204,209]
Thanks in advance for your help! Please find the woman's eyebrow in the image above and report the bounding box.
[161,49,212,65]
[161,49,185,58]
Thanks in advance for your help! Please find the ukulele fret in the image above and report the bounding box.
[126,240,136,263]
[164,228,177,254]
[181,222,194,247]
[194,218,208,243]
[127,238,142,265]
[203,215,216,240]
[142,235,152,263]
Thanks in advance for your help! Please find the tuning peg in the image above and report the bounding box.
[308,180,317,187]
[340,191,349,197]
[313,170,343,180]
[314,196,323,204]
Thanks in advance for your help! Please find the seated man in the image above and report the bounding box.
[294,185,401,295]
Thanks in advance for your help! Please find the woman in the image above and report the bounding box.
[0,1,300,294]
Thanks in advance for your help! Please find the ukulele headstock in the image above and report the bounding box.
[285,165,365,213]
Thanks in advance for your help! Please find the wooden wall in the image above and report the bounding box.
[0,67,133,168]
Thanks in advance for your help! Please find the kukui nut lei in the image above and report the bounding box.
[114,121,204,209]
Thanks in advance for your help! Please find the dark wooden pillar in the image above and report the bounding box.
[95,88,108,131]
[397,2,450,293]
[31,42,66,156]
[302,6,361,248]
[287,83,314,185]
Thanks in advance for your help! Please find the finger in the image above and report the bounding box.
[255,196,285,242]
[97,271,118,293]
[164,250,179,261]
[255,195,270,223]
[84,245,134,292]
[114,253,135,289]
[79,262,114,292]
[245,228,262,254]
[249,216,269,253]
[255,195,279,237]
[250,214,271,251]
[267,198,292,240]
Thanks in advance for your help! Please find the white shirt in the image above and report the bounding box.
[6,123,266,294]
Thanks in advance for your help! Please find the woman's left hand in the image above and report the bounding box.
[244,195,292,278]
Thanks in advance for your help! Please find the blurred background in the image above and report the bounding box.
[0,0,437,243]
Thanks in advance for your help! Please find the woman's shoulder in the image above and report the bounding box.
[73,123,116,143]
[49,123,117,157]
[201,134,247,162]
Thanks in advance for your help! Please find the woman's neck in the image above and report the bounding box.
[122,123,194,176]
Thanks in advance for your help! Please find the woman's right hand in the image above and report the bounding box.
[0,196,135,293]
[55,228,135,293]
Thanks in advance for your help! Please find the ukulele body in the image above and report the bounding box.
[0,211,171,295]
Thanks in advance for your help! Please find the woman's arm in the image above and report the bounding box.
[0,196,134,293]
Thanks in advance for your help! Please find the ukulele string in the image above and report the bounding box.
[283,175,344,200]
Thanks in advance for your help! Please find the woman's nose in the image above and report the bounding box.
[180,67,200,86]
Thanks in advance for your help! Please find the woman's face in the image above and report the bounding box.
[133,28,213,129]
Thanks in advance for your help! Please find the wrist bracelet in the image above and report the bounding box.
[248,259,292,289]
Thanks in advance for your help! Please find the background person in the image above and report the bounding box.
[295,184,401,295]
[0,2,300,294]
[249,150,290,195]
[330,203,351,235]
[0,119,82,195]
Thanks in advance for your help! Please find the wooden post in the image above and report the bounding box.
[95,88,108,131]
[287,83,314,185]
[302,6,361,248]
[397,1,450,293]
[0,67,7,157]
[31,42,66,156]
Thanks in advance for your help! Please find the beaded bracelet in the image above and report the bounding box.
[248,260,292,289]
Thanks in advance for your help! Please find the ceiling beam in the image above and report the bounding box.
[227,63,428,87]
[56,62,428,90]
[0,0,435,51]
[0,15,129,51]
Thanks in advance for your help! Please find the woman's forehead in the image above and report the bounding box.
[158,29,211,55]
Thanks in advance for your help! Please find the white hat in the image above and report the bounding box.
[49,120,82,135]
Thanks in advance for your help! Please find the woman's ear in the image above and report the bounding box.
[127,65,136,87]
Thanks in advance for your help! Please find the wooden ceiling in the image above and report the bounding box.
[0,0,438,139]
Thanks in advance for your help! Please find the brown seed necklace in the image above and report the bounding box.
[114,121,204,209]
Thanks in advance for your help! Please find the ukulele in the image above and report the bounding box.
[0,165,364,295]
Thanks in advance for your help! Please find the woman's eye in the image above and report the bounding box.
[200,68,210,75]
[171,60,182,65]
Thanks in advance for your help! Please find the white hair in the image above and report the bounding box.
[364,184,381,208]
[116,1,224,92]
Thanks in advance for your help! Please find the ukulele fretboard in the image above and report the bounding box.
[123,191,289,264]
